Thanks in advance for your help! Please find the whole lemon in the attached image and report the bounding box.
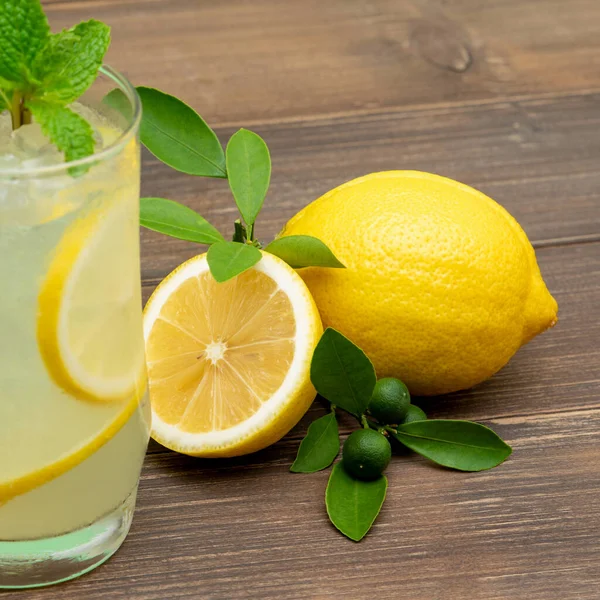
[280,171,558,396]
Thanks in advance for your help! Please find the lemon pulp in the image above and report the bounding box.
[144,252,322,457]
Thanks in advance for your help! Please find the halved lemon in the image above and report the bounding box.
[144,251,323,457]
[38,195,146,403]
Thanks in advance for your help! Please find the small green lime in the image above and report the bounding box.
[368,378,410,424]
[342,429,391,480]
[401,404,427,424]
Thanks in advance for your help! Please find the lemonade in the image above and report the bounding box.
[0,68,149,587]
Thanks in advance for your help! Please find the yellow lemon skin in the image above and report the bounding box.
[280,171,558,396]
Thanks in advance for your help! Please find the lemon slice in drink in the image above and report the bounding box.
[144,251,322,457]
[0,394,142,504]
[37,195,146,402]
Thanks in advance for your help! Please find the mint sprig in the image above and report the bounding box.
[0,0,110,165]
[32,20,110,105]
[27,100,95,170]
[133,87,345,282]
[292,328,513,542]
[0,0,50,84]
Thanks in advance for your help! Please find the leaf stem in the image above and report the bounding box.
[232,219,246,243]
[365,419,396,435]
[10,91,23,130]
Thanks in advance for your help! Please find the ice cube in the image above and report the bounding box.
[8,123,64,169]
[10,123,53,157]
[0,152,20,171]
[70,101,120,149]
[0,111,12,138]
[0,115,17,168]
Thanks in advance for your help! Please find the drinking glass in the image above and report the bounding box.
[0,66,150,588]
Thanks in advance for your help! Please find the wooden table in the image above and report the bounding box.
[15,1,599,598]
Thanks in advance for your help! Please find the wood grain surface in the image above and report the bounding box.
[138,93,600,280]
[46,0,600,125]
[6,1,600,598]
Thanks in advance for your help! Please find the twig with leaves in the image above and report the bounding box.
[292,328,513,541]
[105,86,344,281]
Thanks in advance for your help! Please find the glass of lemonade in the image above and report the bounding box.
[0,66,150,588]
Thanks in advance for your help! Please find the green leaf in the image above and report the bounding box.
[226,128,271,226]
[140,197,224,245]
[137,87,226,177]
[0,88,11,111]
[326,462,387,542]
[207,241,262,283]
[0,75,17,91]
[310,328,376,417]
[102,88,133,122]
[290,412,339,473]
[27,99,95,169]
[393,420,512,472]
[31,20,111,104]
[0,0,50,83]
[265,235,345,269]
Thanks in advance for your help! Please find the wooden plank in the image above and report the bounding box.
[44,0,600,124]
[11,408,600,599]
[140,241,600,448]
[137,92,600,280]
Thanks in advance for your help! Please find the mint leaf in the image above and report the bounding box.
[0,75,17,91]
[27,100,95,167]
[0,88,10,111]
[290,412,339,473]
[207,241,261,283]
[0,0,50,83]
[31,20,110,104]
[140,197,224,245]
[326,462,387,542]
[265,235,345,269]
[226,128,271,227]
[137,87,226,178]
[393,420,512,472]
[310,328,377,417]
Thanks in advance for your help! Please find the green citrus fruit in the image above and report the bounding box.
[401,404,427,424]
[369,378,410,424]
[342,429,391,480]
